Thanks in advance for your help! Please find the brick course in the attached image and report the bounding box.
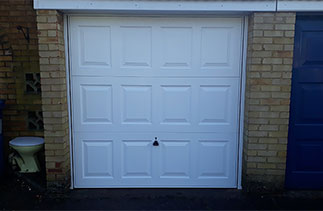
[243,12,296,188]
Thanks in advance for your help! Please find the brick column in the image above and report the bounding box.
[243,12,296,189]
[36,10,70,187]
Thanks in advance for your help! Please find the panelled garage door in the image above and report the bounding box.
[69,16,243,188]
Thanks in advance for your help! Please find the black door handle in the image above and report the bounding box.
[153,137,159,146]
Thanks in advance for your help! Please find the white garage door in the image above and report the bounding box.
[70,16,243,188]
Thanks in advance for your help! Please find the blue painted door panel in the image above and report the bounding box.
[286,15,323,189]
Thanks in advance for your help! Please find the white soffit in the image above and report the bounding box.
[33,0,276,12]
[277,0,323,11]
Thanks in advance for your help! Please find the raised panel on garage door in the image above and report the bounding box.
[72,77,239,133]
[70,17,242,77]
[74,133,237,187]
[70,16,243,188]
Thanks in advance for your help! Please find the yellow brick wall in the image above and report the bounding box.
[36,10,70,186]
[243,12,296,188]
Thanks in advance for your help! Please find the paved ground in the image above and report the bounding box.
[1,171,323,210]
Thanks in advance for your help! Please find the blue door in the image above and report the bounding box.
[286,15,323,189]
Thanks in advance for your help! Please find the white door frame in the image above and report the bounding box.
[237,16,248,190]
[64,14,74,189]
[64,14,249,189]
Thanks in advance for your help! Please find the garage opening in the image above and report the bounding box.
[69,16,244,188]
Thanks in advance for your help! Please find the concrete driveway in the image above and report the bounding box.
[1,172,323,210]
